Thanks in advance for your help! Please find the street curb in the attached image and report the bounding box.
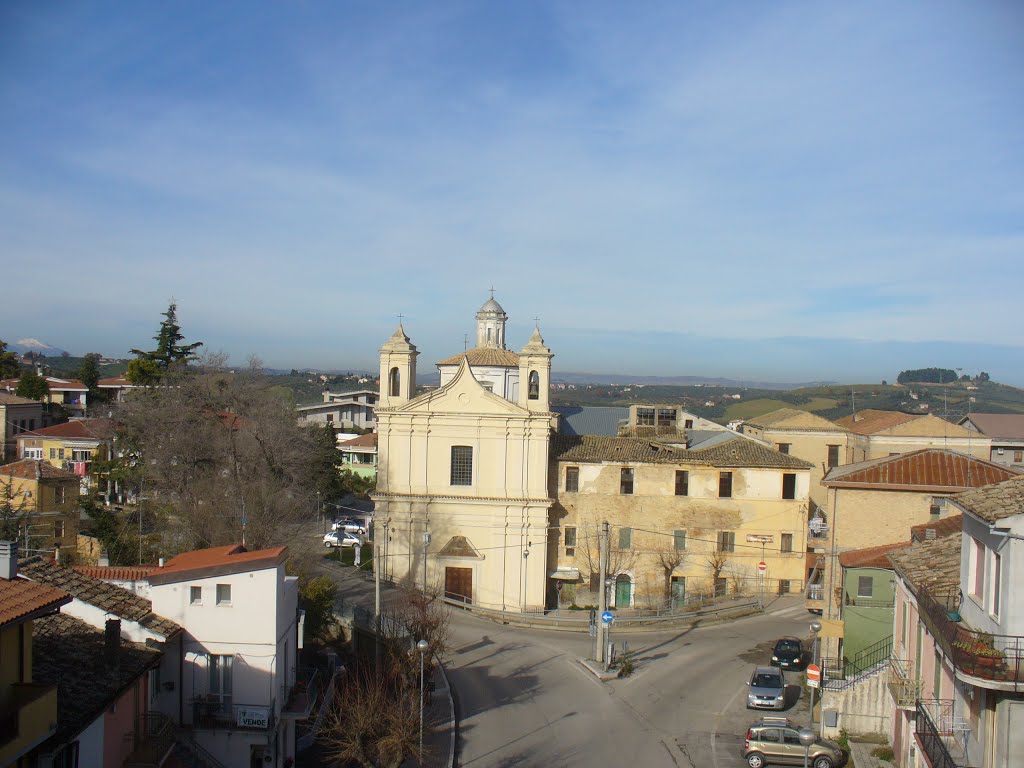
[578,658,619,681]
[438,661,457,768]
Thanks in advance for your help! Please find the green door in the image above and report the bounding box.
[615,574,631,608]
[671,576,686,609]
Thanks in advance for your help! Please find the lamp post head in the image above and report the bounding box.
[810,619,822,634]
[416,639,429,653]
[798,727,816,747]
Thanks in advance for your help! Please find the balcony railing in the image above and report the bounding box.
[123,712,174,768]
[843,592,895,609]
[822,636,893,691]
[917,587,1024,684]
[191,699,276,732]
[281,668,320,719]
[915,699,977,768]
[887,656,921,709]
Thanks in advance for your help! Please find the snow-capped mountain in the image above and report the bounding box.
[8,338,69,356]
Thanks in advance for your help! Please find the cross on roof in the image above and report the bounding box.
[533,316,541,325]
[488,285,495,299]
[463,333,469,352]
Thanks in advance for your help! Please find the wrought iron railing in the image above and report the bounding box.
[124,712,174,767]
[821,636,893,690]
[281,667,320,718]
[887,656,921,708]
[917,587,1024,684]
[915,699,976,768]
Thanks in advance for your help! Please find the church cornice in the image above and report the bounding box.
[371,491,553,505]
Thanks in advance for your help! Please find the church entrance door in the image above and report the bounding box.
[445,567,473,604]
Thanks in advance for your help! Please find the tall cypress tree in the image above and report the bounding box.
[127,303,204,383]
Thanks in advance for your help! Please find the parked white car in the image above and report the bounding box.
[323,531,360,548]
[331,518,368,535]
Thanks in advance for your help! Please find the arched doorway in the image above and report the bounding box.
[615,573,632,608]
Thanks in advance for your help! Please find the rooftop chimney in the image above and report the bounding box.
[104,618,121,669]
[0,541,18,580]
[98,552,110,567]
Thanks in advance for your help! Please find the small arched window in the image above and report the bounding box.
[528,370,540,400]
[389,367,400,397]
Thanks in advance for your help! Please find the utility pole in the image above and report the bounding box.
[596,521,609,664]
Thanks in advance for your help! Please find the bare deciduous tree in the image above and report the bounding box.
[654,544,688,600]
[706,549,731,596]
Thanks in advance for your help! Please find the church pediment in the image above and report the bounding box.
[401,356,529,416]
[437,535,484,559]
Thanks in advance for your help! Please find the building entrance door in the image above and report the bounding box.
[615,574,631,608]
[445,567,473,604]
[670,576,685,609]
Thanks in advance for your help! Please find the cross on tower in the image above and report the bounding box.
[463,333,469,352]
[397,313,405,325]
[532,316,541,326]
[488,285,496,299]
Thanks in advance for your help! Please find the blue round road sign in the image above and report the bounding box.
[601,611,614,624]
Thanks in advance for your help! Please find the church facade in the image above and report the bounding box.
[371,297,554,611]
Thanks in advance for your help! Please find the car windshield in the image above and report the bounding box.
[776,641,800,651]
[753,674,782,687]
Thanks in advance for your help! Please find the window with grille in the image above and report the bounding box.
[782,473,796,499]
[450,446,473,486]
[673,530,687,551]
[620,468,634,495]
[618,527,632,549]
[718,471,733,498]
[675,470,689,496]
[718,531,735,552]
[565,466,579,492]
[637,408,655,426]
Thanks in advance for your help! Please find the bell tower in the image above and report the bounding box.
[378,323,418,408]
[518,324,552,412]
[475,293,508,350]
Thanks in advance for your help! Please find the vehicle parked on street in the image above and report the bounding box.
[323,531,360,548]
[746,666,786,710]
[742,717,846,767]
[331,518,368,535]
[770,637,808,670]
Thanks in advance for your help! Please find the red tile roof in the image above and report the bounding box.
[436,348,521,367]
[910,514,964,542]
[73,565,158,581]
[0,458,78,481]
[835,409,919,435]
[339,433,378,448]
[839,541,912,569]
[149,543,288,584]
[16,418,112,441]
[97,376,135,387]
[0,577,71,626]
[822,449,1019,491]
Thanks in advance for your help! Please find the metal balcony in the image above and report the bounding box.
[887,656,920,709]
[281,668,320,720]
[915,699,977,768]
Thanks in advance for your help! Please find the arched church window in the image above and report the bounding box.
[528,370,540,400]
[389,367,400,397]
[486,327,492,343]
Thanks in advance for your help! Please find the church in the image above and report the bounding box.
[371,295,554,611]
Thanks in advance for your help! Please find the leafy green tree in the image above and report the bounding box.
[76,352,108,403]
[979,372,991,382]
[15,370,49,400]
[0,339,19,379]
[126,302,203,383]
[297,574,339,644]
[896,367,957,385]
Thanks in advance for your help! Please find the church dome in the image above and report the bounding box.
[478,297,505,315]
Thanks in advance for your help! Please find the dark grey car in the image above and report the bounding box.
[747,665,786,710]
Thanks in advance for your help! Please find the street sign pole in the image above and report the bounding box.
[596,521,609,665]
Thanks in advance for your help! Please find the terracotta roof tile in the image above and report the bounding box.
[839,541,912,569]
[150,543,288,584]
[19,556,180,638]
[339,433,378,448]
[436,348,520,367]
[33,613,162,745]
[16,418,113,441]
[889,534,962,597]
[743,408,847,433]
[0,458,78,481]
[73,565,158,581]
[823,449,1018,491]
[836,409,918,435]
[0,577,71,626]
[0,393,40,406]
[950,474,1024,524]
[962,413,1024,440]
[551,434,813,469]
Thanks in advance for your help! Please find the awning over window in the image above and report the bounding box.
[549,567,580,580]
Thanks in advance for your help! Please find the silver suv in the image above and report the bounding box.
[743,718,846,768]
[747,665,786,710]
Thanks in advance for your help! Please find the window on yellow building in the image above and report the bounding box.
[782,474,796,500]
[781,533,793,553]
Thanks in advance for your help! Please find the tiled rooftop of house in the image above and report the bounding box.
[0,392,40,406]
[835,409,919,435]
[962,413,1024,440]
[550,434,814,469]
[73,564,159,581]
[743,408,846,433]
[822,449,1018,491]
[839,541,912,570]
[0,577,71,626]
[33,612,162,746]
[149,543,288,584]
[910,513,965,542]
[338,433,378,448]
[436,348,521,367]
[17,418,113,440]
[950,474,1024,524]
[19,556,181,637]
[889,534,962,597]
[0,458,78,481]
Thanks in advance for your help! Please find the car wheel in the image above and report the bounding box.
[324,541,333,548]
[812,756,833,768]
[746,752,765,768]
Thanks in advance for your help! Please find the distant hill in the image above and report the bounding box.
[553,372,836,390]
[8,338,68,356]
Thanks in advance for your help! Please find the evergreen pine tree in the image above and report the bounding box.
[127,302,204,383]
[15,370,49,400]
[0,339,19,379]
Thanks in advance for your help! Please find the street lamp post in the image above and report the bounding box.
[417,638,430,761]
[798,727,816,768]
[809,619,822,725]
[523,543,530,612]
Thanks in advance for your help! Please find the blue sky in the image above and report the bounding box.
[2,1,1022,384]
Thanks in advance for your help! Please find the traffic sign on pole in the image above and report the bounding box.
[757,561,768,574]
[601,611,614,625]
[806,664,821,689]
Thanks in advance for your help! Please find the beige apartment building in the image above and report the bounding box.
[835,409,989,462]
[548,433,813,609]
[740,408,850,515]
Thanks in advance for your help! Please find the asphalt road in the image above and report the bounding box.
[312,525,817,768]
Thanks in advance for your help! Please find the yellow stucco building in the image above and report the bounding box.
[0,459,80,560]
